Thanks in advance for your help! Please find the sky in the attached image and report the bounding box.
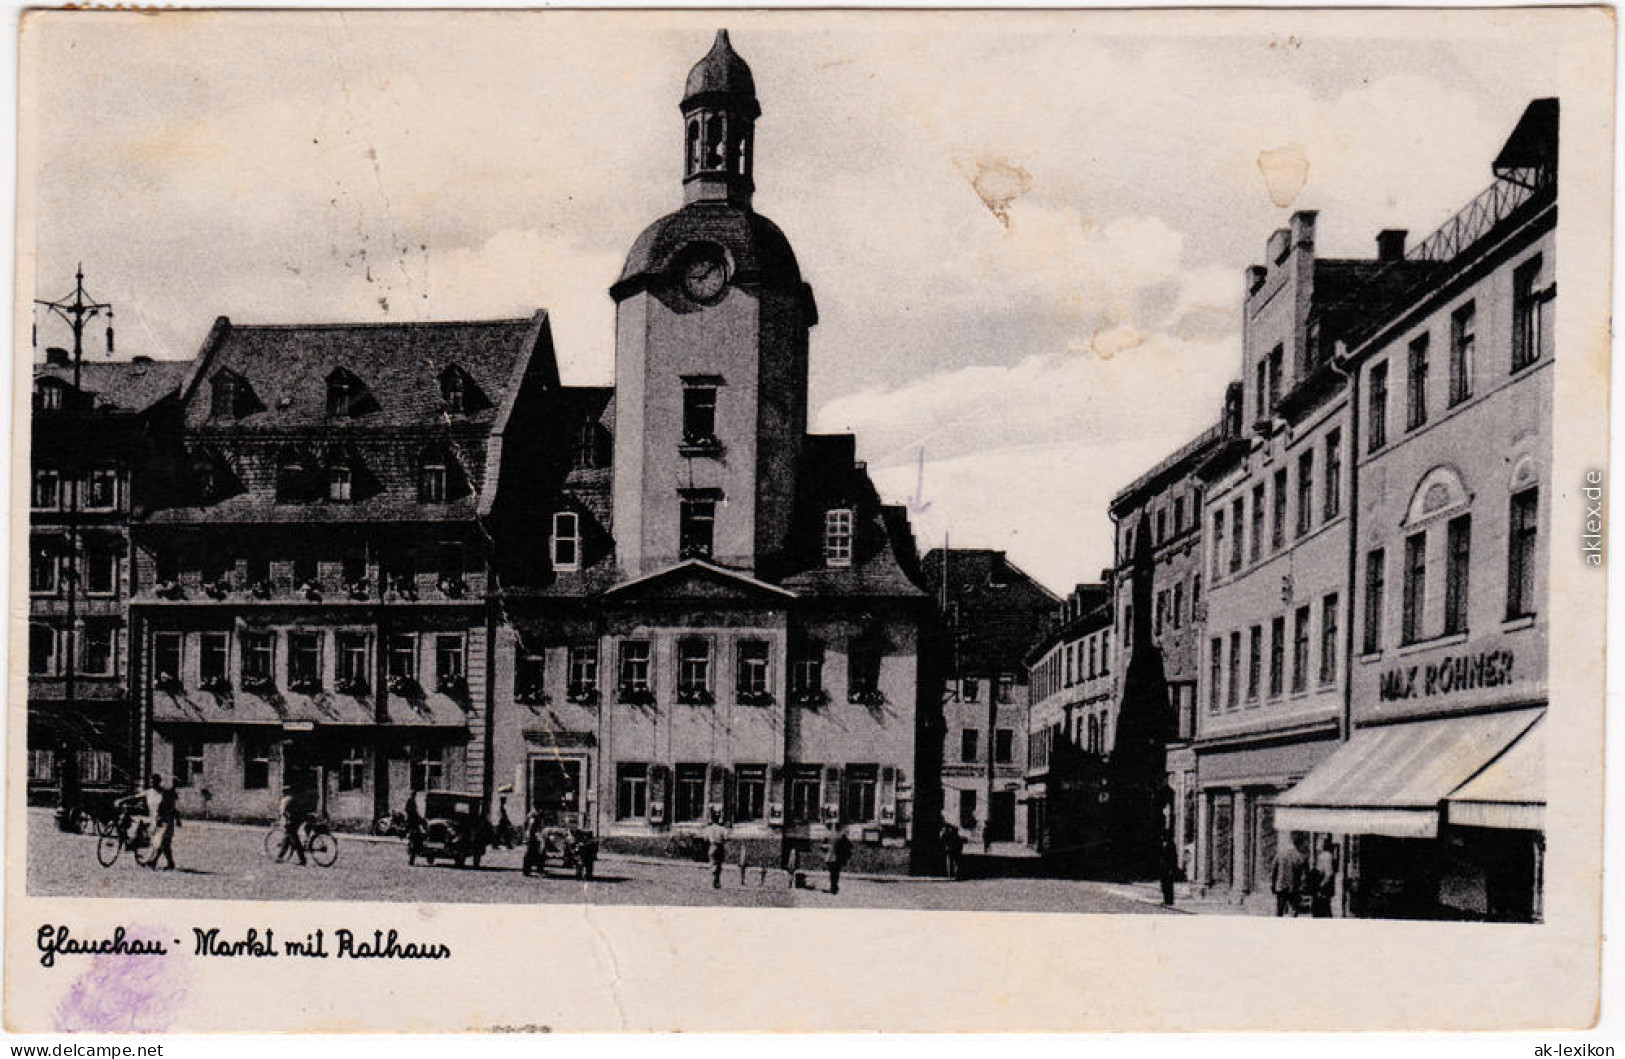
[22,10,1576,591]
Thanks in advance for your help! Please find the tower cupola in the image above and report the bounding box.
[681,30,760,207]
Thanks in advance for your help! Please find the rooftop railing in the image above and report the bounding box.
[1407,165,1554,264]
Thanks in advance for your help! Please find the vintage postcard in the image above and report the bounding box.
[5,7,1613,1033]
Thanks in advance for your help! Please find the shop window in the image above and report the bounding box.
[173,740,204,788]
[1507,488,1539,618]
[616,763,649,820]
[673,764,707,823]
[338,746,366,792]
[243,738,271,790]
[409,745,443,792]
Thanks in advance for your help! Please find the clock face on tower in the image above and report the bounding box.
[678,244,729,303]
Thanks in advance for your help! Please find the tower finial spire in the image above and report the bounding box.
[680,29,760,207]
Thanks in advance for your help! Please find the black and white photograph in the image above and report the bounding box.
[5,8,1613,1034]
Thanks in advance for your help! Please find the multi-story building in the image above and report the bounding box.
[1108,422,1224,877]
[1276,99,1555,921]
[1023,582,1111,858]
[492,30,940,873]
[130,314,562,825]
[29,350,189,808]
[921,548,1057,852]
[1193,207,1440,907]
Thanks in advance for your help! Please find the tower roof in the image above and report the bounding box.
[683,29,759,114]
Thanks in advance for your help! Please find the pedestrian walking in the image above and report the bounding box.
[824,830,853,895]
[1310,837,1338,918]
[404,791,424,865]
[149,777,180,871]
[1271,833,1309,916]
[785,844,801,890]
[1158,833,1179,906]
[277,786,307,866]
[704,813,728,889]
[521,809,545,876]
[940,823,965,880]
[495,796,516,849]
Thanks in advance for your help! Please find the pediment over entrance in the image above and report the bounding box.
[600,558,797,605]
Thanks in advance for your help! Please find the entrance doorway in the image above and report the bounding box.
[529,756,584,827]
[988,790,1016,843]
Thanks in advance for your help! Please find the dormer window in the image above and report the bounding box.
[419,453,449,503]
[573,421,607,471]
[552,511,580,570]
[275,447,315,502]
[326,368,366,418]
[328,462,353,502]
[824,509,854,567]
[34,379,66,413]
[210,372,243,419]
[438,365,485,414]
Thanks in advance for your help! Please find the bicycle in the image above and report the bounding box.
[262,815,339,867]
[96,809,153,868]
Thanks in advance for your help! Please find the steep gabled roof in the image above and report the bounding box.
[920,548,1060,674]
[34,358,192,415]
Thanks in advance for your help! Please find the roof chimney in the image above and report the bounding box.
[45,347,70,367]
[1376,229,1407,263]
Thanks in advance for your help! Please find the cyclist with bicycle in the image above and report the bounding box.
[113,775,164,865]
[276,785,308,866]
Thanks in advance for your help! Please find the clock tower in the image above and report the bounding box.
[610,30,818,579]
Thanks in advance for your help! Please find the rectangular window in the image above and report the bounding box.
[734,765,766,822]
[1255,359,1268,422]
[328,465,352,502]
[1407,333,1430,430]
[995,728,1015,764]
[337,632,369,691]
[824,509,854,567]
[1319,594,1339,686]
[1268,344,1283,407]
[1173,582,1184,630]
[844,764,878,823]
[1101,630,1110,673]
[960,728,980,763]
[1450,302,1476,406]
[958,789,978,832]
[1272,469,1287,550]
[1226,631,1241,710]
[1155,591,1166,637]
[1324,428,1342,521]
[409,745,444,792]
[1156,509,1167,543]
[1250,485,1265,562]
[29,625,57,676]
[1445,515,1472,635]
[677,638,712,698]
[567,643,598,699]
[1208,638,1223,714]
[789,765,823,825]
[618,640,651,696]
[1508,488,1539,618]
[1403,531,1427,644]
[1174,496,1185,534]
[83,547,117,596]
[736,640,770,699]
[1229,498,1244,571]
[288,632,322,690]
[243,738,271,790]
[437,543,465,590]
[173,740,205,788]
[1512,255,1546,371]
[848,642,881,698]
[418,459,448,503]
[1369,362,1389,451]
[514,645,545,699]
[1065,644,1075,685]
[435,635,466,690]
[245,553,271,591]
[616,763,649,820]
[30,539,58,594]
[679,496,716,559]
[997,673,1014,703]
[84,468,118,510]
[790,641,823,700]
[1291,606,1310,694]
[673,763,707,823]
[1296,451,1314,537]
[551,512,580,570]
[293,555,318,588]
[1246,625,1261,702]
[1363,549,1386,655]
[1212,510,1226,578]
[338,746,366,792]
[387,634,417,683]
[341,553,366,590]
[1269,615,1285,698]
[32,468,59,510]
[242,631,274,685]
[76,623,113,676]
[682,385,718,445]
[200,632,229,684]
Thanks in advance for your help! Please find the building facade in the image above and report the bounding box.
[921,549,1058,852]
[29,351,189,809]
[1277,100,1555,921]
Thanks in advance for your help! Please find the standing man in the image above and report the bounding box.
[941,822,965,881]
[1158,832,1179,906]
[1271,833,1308,916]
[148,776,180,871]
[404,791,424,865]
[825,829,853,895]
[1310,837,1338,918]
[277,786,307,866]
[703,812,728,889]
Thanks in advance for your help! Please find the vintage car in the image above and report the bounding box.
[523,825,598,879]
[409,790,491,868]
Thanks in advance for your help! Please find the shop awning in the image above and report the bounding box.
[1446,718,1544,831]
[1274,708,1543,839]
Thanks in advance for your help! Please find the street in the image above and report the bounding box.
[28,810,1173,914]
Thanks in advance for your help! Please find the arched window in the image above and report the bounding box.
[1404,465,1471,527]
[703,113,726,170]
[686,119,702,175]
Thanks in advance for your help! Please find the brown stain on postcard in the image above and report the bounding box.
[957,156,1035,227]
[1257,142,1309,208]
